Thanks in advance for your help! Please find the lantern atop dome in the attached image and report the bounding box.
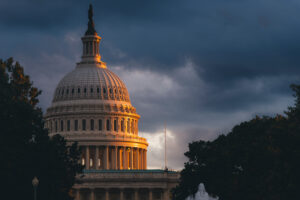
[80,4,104,66]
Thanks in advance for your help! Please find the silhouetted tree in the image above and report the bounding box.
[0,58,82,200]
[173,85,300,200]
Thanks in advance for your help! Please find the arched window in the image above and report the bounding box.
[97,88,100,93]
[114,119,117,131]
[75,120,78,131]
[90,119,94,131]
[121,119,124,132]
[60,120,64,131]
[72,88,74,94]
[84,88,87,93]
[78,88,81,93]
[106,119,110,131]
[82,119,86,131]
[81,158,85,166]
[66,89,69,94]
[90,88,93,93]
[67,120,70,131]
[98,119,102,131]
[127,119,130,133]
[103,88,106,94]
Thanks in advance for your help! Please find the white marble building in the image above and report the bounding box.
[44,5,179,200]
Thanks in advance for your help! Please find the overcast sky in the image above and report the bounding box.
[1,0,300,169]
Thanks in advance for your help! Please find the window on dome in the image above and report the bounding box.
[66,89,69,94]
[90,119,94,131]
[106,119,110,131]
[127,120,130,133]
[78,88,81,93]
[131,121,134,133]
[72,88,74,94]
[98,119,102,130]
[90,88,93,93]
[60,120,64,131]
[103,88,106,94]
[75,120,78,131]
[67,120,70,131]
[82,119,86,130]
[114,119,117,131]
[97,88,100,93]
[84,88,87,93]
[121,119,124,132]
[109,88,112,94]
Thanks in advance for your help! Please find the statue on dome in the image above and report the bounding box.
[85,4,97,35]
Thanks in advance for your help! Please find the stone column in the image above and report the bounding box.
[130,148,133,169]
[95,146,99,170]
[91,189,95,200]
[134,189,138,200]
[76,189,80,200]
[144,149,147,169]
[105,189,109,200]
[135,148,139,169]
[164,189,170,200]
[123,147,127,169]
[85,146,90,170]
[120,189,124,200]
[104,146,109,170]
[140,149,143,170]
[114,146,118,170]
[118,147,122,169]
[149,189,153,200]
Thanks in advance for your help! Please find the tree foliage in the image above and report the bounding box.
[0,58,83,200]
[173,85,300,200]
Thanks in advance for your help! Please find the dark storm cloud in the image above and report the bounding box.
[1,0,300,168]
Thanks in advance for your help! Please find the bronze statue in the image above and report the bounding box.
[85,4,97,35]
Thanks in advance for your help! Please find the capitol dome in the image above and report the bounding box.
[53,65,131,103]
[45,5,148,171]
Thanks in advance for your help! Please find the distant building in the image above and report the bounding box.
[44,5,179,200]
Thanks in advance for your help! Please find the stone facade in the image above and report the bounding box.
[44,5,179,200]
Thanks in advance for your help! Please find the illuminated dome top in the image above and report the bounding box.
[51,4,130,104]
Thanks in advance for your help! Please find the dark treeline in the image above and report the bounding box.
[173,84,300,200]
[0,58,83,200]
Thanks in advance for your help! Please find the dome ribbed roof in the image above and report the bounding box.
[52,65,130,103]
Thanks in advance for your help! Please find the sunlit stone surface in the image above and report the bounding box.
[44,4,179,200]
